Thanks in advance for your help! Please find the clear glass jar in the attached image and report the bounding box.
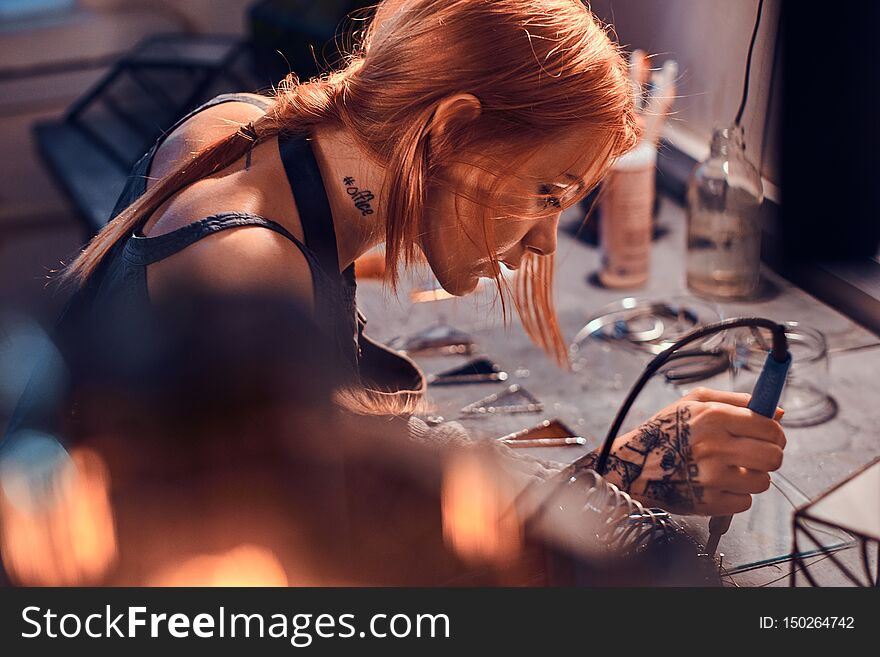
[729,322,837,427]
[686,125,764,299]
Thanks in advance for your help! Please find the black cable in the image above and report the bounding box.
[734,0,766,126]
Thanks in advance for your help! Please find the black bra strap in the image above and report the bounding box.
[124,213,311,266]
[277,134,340,276]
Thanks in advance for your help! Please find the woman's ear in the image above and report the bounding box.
[428,93,482,155]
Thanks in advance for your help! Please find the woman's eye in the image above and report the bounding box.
[538,184,564,209]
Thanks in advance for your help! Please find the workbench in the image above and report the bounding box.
[355,195,880,587]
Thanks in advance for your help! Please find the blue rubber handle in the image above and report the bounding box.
[707,348,791,556]
[747,352,792,418]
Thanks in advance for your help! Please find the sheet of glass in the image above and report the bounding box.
[674,472,855,573]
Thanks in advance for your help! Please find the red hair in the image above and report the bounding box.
[62,0,639,373]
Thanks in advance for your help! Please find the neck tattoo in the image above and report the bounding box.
[342,176,375,216]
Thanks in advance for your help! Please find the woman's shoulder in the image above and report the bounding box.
[145,220,316,311]
[131,93,318,311]
[149,94,271,181]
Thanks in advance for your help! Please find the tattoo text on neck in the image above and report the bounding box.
[342,177,375,216]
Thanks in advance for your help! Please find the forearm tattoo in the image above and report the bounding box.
[577,407,703,512]
[342,177,375,216]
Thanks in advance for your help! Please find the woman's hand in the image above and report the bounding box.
[579,387,786,516]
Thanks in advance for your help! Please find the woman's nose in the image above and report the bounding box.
[523,214,559,256]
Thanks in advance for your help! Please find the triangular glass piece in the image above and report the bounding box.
[497,418,579,441]
[460,384,542,414]
[428,357,507,385]
[398,324,475,357]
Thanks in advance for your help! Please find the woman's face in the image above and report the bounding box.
[419,129,604,296]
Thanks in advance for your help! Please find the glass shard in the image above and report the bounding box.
[428,357,508,386]
[461,384,543,415]
[497,418,578,441]
[397,324,474,357]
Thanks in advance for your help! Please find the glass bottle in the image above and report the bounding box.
[686,125,764,299]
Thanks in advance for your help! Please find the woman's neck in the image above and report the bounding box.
[309,123,388,271]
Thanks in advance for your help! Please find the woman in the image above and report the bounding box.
[58,0,784,518]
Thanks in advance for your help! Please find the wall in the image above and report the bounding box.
[589,0,781,193]
[0,0,252,319]
[82,0,254,35]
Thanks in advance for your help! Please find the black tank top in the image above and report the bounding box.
[94,94,365,375]
[4,94,424,441]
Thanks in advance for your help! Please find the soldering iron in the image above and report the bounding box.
[588,317,791,558]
